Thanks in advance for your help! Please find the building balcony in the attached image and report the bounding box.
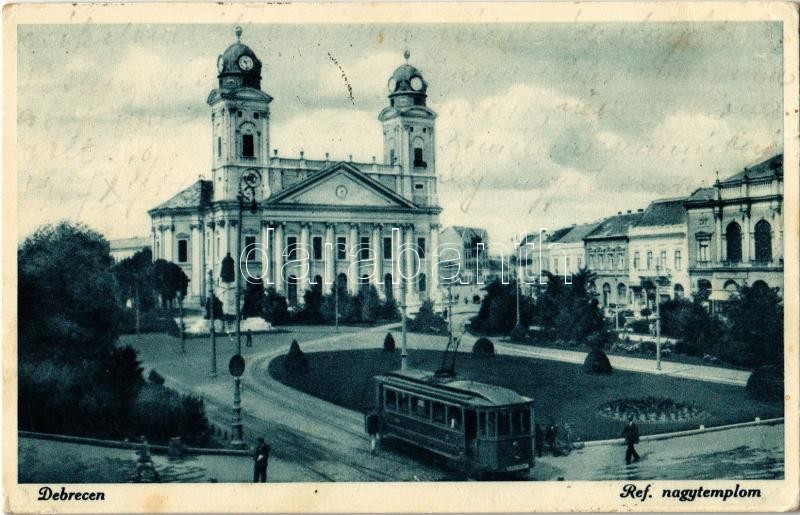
[691,258,783,271]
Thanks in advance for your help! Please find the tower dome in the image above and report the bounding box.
[387,50,427,106]
[216,26,262,90]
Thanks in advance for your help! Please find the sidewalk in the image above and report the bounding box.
[492,340,750,386]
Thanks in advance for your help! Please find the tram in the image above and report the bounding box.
[368,369,534,478]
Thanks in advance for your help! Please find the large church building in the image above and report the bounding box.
[148,28,442,311]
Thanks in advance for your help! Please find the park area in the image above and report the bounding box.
[268,348,782,442]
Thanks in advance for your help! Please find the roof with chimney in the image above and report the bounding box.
[584,212,643,241]
[634,198,687,228]
[149,180,213,213]
[720,154,782,184]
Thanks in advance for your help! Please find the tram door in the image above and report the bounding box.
[464,410,477,456]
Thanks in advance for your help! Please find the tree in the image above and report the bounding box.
[409,300,449,335]
[151,260,189,308]
[470,279,534,335]
[358,284,383,323]
[534,270,611,348]
[204,294,224,320]
[18,221,122,360]
[113,248,155,336]
[263,287,289,325]
[300,281,324,323]
[242,279,265,318]
[720,284,783,367]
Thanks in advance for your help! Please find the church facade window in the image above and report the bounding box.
[287,236,297,260]
[336,237,347,260]
[383,237,392,260]
[312,236,323,260]
[177,239,188,263]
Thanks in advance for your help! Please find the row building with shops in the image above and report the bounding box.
[535,154,784,311]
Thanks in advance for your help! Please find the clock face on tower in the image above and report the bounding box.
[335,185,348,199]
[410,76,424,91]
[388,78,397,93]
[217,56,224,73]
[238,55,254,71]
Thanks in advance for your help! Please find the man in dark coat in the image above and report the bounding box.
[366,410,382,455]
[621,417,640,464]
[246,329,253,347]
[253,437,270,482]
[534,423,544,458]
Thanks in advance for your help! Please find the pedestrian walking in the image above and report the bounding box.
[622,416,640,464]
[253,437,271,482]
[545,424,558,456]
[366,409,382,455]
[246,329,253,347]
[534,423,544,458]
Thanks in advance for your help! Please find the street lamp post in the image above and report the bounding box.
[229,170,262,449]
[400,282,408,371]
[178,291,186,354]
[208,269,217,378]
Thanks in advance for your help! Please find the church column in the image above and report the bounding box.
[260,220,271,287]
[348,223,358,295]
[191,223,202,299]
[300,223,311,290]
[151,227,157,260]
[164,224,174,262]
[429,224,440,306]
[324,223,335,288]
[372,224,383,294]
[404,224,415,307]
[274,222,285,294]
[218,220,228,263]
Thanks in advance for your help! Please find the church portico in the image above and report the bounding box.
[148,27,442,315]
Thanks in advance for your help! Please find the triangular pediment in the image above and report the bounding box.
[266,162,416,209]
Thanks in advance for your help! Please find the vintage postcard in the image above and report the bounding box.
[3,1,799,513]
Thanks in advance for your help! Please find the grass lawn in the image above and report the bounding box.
[268,349,782,442]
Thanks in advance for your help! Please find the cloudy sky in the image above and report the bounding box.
[17,22,783,243]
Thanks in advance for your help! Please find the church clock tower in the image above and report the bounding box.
[378,51,437,202]
[208,26,273,202]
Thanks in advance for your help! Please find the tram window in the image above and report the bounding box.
[398,392,409,414]
[432,402,446,424]
[413,397,430,419]
[487,412,496,437]
[478,412,486,436]
[447,406,462,430]
[385,389,398,411]
[519,409,531,434]
[498,411,510,436]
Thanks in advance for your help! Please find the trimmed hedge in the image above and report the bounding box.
[472,337,495,358]
[284,340,309,374]
[383,333,396,353]
[746,365,783,401]
[583,348,613,374]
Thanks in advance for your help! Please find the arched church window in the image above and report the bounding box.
[413,147,426,168]
[754,220,772,262]
[726,222,742,262]
[217,137,222,158]
[242,134,255,158]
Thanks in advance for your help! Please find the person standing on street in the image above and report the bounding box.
[622,417,640,464]
[253,437,271,482]
[534,423,544,458]
[366,410,382,455]
[246,329,253,347]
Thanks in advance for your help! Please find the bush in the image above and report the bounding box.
[130,384,211,446]
[119,308,181,336]
[284,340,309,374]
[408,301,449,335]
[204,295,224,321]
[640,308,652,318]
[629,319,651,334]
[583,348,613,374]
[472,337,494,358]
[509,323,529,342]
[264,287,289,325]
[147,369,165,386]
[746,365,783,401]
[383,332,396,353]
